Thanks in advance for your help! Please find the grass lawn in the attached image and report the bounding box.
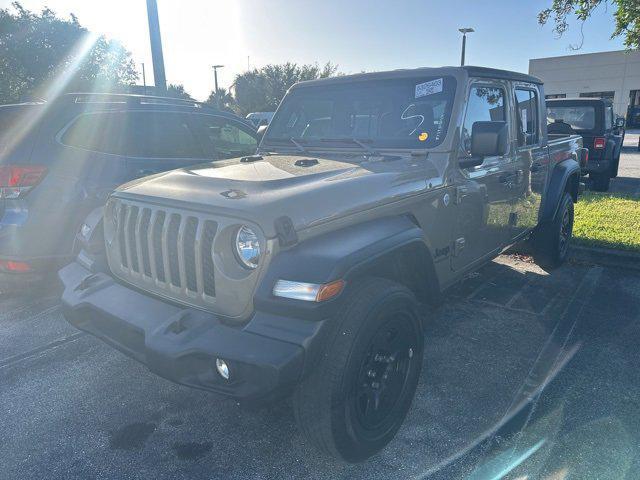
[573,192,640,252]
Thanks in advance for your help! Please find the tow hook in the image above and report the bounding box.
[75,273,102,292]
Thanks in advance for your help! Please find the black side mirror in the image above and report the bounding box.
[256,125,268,142]
[460,121,508,169]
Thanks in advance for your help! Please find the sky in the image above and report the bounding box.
[1,0,626,100]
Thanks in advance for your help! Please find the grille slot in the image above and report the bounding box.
[111,200,217,302]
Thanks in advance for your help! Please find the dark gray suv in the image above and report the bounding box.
[0,93,258,276]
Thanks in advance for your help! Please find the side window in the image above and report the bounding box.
[462,86,506,155]
[61,111,202,158]
[61,112,128,155]
[605,106,613,130]
[196,116,258,158]
[515,88,539,146]
[123,112,202,158]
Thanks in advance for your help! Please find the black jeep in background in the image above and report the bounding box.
[547,98,624,191]
[0,94,258,277]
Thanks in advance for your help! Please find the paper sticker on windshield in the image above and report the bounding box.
[418,132,429,142]
[415,78,443,98]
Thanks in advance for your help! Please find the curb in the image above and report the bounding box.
[568,244,640,271]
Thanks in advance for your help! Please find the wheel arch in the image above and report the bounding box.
[540,158,580,224]
[253,215,441,320]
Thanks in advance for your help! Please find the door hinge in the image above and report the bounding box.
[453,237,466,257]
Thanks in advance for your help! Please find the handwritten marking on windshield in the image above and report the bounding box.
[401,104,425,136]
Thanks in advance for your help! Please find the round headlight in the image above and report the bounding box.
[234,225,261,269]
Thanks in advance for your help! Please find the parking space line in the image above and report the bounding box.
[0,332,87,370]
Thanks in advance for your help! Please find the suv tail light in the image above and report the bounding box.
[594,137,606,149]
[0,165,47,199]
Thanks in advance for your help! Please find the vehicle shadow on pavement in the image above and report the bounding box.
[2,257,637,480]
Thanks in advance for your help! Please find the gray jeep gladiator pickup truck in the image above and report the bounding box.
[60,66,585,462]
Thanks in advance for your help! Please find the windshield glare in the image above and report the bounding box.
[264,76,456,150]
[547,105,596,130]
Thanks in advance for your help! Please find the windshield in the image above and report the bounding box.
[264,76,456,150]
[547,105,596,130]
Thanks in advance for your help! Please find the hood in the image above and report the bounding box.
[115,152,446,237]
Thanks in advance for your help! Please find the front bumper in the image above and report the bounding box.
[60,262,330,399]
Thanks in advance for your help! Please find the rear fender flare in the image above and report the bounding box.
[540,158,580,223]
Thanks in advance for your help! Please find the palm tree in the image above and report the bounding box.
[206,87,236,112]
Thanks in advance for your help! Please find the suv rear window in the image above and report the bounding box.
[61,111,203,158]
[547,106,596,131]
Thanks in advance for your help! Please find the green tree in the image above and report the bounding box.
[539,0,640,48]
[0,2,138,104]
[206,87,236,112]
[166,83,192,99]
[233,62,338,116]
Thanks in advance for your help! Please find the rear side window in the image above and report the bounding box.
[60,112,127,155]
[61,111,202,158]
[195,115,257,158]
[462,86,506,155]
[515,88,539,146]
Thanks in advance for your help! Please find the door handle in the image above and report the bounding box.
[530,163,543,173]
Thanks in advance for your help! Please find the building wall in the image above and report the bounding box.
[529,50,640,116]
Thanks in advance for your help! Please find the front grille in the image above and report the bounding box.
[110,200,218,302]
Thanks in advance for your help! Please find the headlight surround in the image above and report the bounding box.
[234,225,261,269]
[104,199,119,245]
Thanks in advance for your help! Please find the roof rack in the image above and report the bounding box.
[65,92,206,109]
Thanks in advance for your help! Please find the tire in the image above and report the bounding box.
[611,155,621,178]
[293,277,424,462]
[590,172,610,192]
[532,192,574,270]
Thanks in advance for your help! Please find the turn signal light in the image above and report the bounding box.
[273,279,346,302]
[593,137,606,149]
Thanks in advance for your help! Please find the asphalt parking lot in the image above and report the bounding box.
[1,253,639,480]
[2,142,639,480]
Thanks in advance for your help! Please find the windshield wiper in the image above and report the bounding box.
[289,137,308,154]
[319,137,379,156]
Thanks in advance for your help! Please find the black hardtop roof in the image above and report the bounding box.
[291,65,542,89]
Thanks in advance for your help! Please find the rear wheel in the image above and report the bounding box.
[293,278,424,462]
[532,192,574,270]
[590,172,610,192]
[611,154,621,178]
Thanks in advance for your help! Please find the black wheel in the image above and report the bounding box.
[532,192,574,270]
[293,278,424,462]
[611,154,621,178]
[590,172,610,192]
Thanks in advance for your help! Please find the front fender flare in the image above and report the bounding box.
[254,216,436,320]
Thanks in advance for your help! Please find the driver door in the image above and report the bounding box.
[451,82,516,272]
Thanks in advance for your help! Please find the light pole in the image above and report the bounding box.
[146,0,167,92]
[458,28,474,66]
[212,65,224,94]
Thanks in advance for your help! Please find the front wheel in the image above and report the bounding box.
[532,192,574,270]
[293,278,424,462]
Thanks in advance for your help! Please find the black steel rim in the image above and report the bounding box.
[353,314,416,431]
